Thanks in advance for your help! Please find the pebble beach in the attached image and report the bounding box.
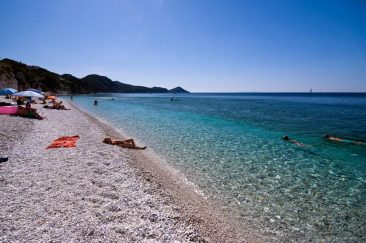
[0,100,254,242]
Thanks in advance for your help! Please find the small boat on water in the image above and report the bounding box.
[0,106,18,115]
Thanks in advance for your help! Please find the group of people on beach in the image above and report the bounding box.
[282,134,366,146]
[12,94,74,121]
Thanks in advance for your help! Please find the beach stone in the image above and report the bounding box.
[0,101,202,242]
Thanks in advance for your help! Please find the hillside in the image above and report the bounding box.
[0,58,189,94]
[168,86,189,93]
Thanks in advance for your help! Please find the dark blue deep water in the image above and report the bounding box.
[70,93,366,241]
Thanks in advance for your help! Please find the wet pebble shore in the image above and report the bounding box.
[0,102,203,242]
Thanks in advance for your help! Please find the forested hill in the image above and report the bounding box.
[0,58,189,94]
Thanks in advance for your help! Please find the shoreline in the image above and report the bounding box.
[0,100,260,242]
[67,101,261,242]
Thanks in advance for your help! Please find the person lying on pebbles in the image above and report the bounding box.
[44,100,70,110]
[103,137,147,150]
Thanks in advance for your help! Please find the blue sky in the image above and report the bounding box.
[1,0,365,92]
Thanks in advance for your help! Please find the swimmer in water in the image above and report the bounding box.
[282,136,305,146]
[325,134,366,146]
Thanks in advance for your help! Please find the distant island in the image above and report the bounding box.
[0,58,189,94]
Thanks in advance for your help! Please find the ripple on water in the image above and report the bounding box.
[71,94,366,241]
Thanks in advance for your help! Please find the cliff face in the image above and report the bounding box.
[0,59,71,93]
[0,58,189,94]
[0,61,18,90]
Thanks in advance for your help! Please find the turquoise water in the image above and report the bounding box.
[70,93,366,241]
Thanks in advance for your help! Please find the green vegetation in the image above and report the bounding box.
[0,58,189,94]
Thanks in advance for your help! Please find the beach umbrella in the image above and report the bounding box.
[0,88,17,95]
[13,90,44,98]
[26,88,44,95]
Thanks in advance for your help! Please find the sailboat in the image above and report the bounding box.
[309,88,313,94]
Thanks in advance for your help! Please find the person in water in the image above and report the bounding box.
[325,134,366,146]
[94,99,98,105]
[282,136,305,146]
[103,138,146,150]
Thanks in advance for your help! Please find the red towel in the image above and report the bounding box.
[47,135,80,149]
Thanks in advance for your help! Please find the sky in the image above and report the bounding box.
[1,0,366,92]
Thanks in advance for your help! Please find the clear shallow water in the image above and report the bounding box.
[69,93,366,241]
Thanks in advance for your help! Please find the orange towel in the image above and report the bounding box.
[47,135,80,149]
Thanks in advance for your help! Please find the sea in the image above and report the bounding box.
[69,93,366,241]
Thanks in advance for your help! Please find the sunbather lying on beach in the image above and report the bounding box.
[325,134,366,146]
[44,101,70,110]
[282,135,305,146]
[40,98,47,104]
[15,106,43,120]
[103,137,147,150]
